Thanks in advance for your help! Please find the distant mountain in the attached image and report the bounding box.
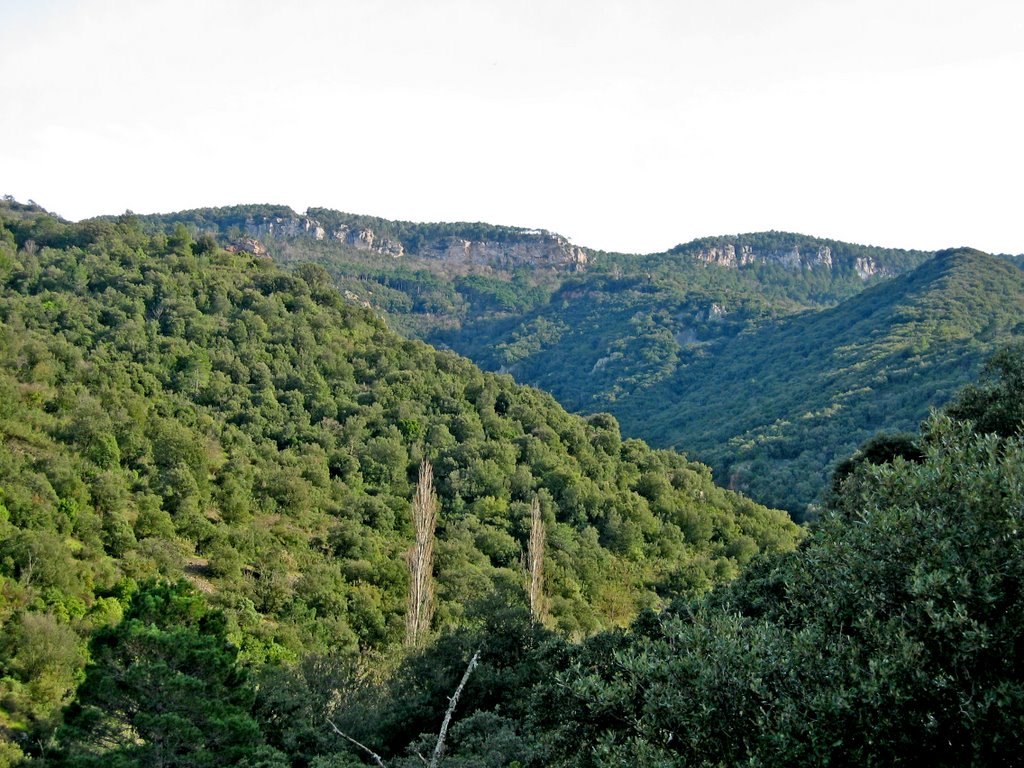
[129,206,932,335]
[136,203,590,270]
[627,248,1024,515]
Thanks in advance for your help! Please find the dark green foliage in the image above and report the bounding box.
[547,410,1024,765]
[539,356,1024,764]
[627,249,1024,517]
[312,601,564,767]
[946,340,1024,437]
[828,430,923,500]
[53,580,283,768]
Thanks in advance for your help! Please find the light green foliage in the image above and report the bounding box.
[0,200,799,757]
[0,612,86,737]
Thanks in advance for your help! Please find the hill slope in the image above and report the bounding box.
[628,249,1024,514]
[0,201,800,748]
[117,206,1024,516]
[129,206,933,341]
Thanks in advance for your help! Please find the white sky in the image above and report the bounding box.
[2,0,1022,254]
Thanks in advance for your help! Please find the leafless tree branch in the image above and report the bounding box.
[326,718,388,768]
[527,495,546,620]
[429,649,481,768]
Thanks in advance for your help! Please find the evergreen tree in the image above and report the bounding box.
[53,581,284,768]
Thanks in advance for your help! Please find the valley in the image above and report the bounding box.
[2,197,1022,765]
[143,204,1024,517]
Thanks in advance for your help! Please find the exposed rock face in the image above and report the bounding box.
[418,234,589,272]
[854,256,879,279]
[328,224,405,257]
[706,302,727,321]
[245,215,321,241]
[225,237,268,256]
[813,246,834,269]
[694,244,757,268]
[695,244,833,271]
[239,214,405,257]
[233,212,588,272]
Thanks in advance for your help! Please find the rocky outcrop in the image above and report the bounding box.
[418,234,588,272]
[705,302,727,322]
[240,214,405,257]
[854,256,879,279]
[225,237,268,256]
[328,224,405,257]
[695,244,833,271]
[694,244,757,268]
[232,213,587,271]
[675,234,933,282]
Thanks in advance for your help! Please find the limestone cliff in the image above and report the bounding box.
[241,213,406,257]
[233,211,589,273]
[416,234,588,272]
[693,243,836,271]
[677,234,923,280]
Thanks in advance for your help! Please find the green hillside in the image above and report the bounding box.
[115,206,1024,518]
[270,350,1024,767]
[628,249,1024,516]
[0,200,799,760]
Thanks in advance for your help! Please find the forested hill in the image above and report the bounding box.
[124,205,932,337]
[629,248,1024,514]
[0,201,799,760]
[96,204,1024,517]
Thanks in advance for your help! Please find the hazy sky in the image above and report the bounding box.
[2,0,1022,254]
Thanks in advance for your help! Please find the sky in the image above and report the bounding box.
[2,0,1022,255]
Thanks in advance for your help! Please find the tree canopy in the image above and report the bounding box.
[0,199,798,763]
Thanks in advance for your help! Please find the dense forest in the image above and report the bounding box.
[3,199,1022,765]
[4,199,1019,768]
[0,200,800,765]
[291,355,1024,766]
[243,208,1024,519]
[123,205,1023,517]
[630,248,1024,514]
[438,245,1024,518]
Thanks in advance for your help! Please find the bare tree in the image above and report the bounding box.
[326,720,387,768]
[405,459,437,648]
[527,496,546,620]
[429,649,480,767]
[326,649,481,768]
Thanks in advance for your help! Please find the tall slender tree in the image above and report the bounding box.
[405,459,437,647]
[527,495,546,620]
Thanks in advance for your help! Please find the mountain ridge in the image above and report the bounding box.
[632,247,1024,513]
[11,197,1022,515]
[132,203,941,278]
